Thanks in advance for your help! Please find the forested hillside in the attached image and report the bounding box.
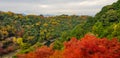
[0,0,120,58]
[0,11,91,57]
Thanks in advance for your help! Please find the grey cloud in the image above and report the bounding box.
[0,0,118,16]
[1,0,85,4]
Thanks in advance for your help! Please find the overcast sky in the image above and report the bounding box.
[0,0,118,16]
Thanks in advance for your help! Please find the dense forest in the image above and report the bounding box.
[0,10,92,57]
[0,0,120,58]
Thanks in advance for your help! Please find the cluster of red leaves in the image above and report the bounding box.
[63,34,120,58]
[17,34,120,58]
[17,46,54,58]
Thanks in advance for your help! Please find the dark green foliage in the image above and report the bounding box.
[92,0,120,39]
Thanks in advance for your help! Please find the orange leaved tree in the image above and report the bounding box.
[17,46,54,58]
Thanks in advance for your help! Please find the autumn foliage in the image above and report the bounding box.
[17,46,54,58]
[17,34,120,58]
[63,34,120,58]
